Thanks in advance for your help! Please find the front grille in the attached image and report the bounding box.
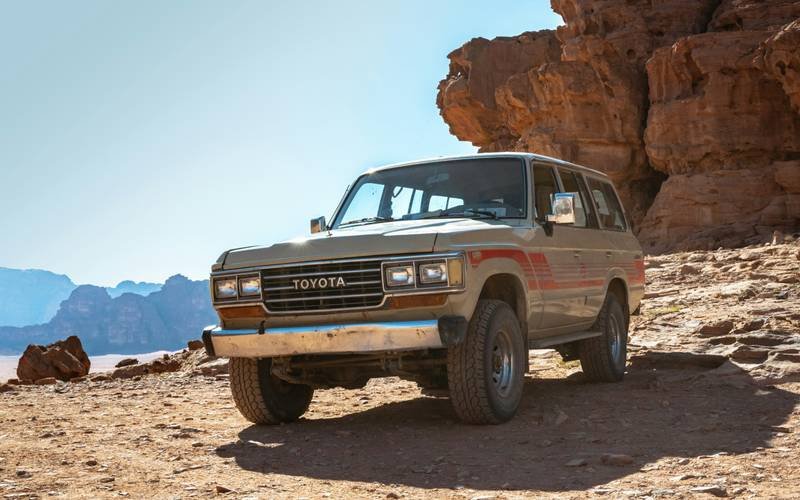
[261,260,384,313]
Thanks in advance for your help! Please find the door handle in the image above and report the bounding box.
[573,251,581,259]
[605,251,613,258]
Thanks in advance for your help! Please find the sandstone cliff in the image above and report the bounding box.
[437,0,800,252]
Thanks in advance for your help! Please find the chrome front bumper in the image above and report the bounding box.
[204,320,459,358]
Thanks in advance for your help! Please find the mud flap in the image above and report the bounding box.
[202,326,217,357]
[437,316,468,346]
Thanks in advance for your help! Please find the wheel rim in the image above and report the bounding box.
[608,314,624,367]
[491,329,515,397]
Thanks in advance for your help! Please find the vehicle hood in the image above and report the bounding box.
[219,219,513,270]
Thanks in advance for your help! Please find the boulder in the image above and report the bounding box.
[695,320,735,337]
[187,339,204,351]
[111,363,149,380]
[110,354,182,380]
[601,453,635,466]
[193,358,229,377]
[115,358,139,368]
[17,336,90,382]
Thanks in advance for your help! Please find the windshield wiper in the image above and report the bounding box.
[421,208,498,220]
[339,216,395,227]
[461,208,499,219]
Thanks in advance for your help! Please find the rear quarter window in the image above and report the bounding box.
[587,178,627,231]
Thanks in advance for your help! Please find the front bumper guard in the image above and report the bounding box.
[202,317,466,358]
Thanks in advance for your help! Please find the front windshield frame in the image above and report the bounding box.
[331,157,529,229]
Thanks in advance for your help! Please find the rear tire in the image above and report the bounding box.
[447,300,526,424]
[229,357,313,424]
[578,293,628,382]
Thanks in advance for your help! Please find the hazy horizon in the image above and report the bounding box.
[1,1,561,286]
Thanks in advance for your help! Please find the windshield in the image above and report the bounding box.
[332,158,527,228]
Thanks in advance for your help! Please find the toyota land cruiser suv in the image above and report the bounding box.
[203,153,644,425]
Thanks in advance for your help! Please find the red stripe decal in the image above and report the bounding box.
[469,249,642,290]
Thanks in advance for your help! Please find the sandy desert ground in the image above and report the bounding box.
[1,243,799,499]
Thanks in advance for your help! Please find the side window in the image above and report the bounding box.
[532,164,558,221]
[575,174,599,228]
[587,178,627,231]
[557,169,597,228]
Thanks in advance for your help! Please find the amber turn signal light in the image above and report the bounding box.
[217,305,268,320]
[388,294,447,309]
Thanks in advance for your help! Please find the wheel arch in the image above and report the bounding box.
[605,277,629,316]
[477,273,528,344]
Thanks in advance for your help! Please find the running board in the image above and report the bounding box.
[529,330,602,349]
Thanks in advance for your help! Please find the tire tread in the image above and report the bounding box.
[229,357,312,424]
[578,295,626,382]
[448,300,521,424]
[229,357,282,424]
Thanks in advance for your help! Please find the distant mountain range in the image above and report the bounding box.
[0,267,162,327]
[0,274,216,356]
[0,268,76,327]
[106,280,162,299]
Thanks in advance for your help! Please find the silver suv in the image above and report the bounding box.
[203,153,644,424]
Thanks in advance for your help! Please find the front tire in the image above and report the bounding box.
[229,357,313,424]
[578,293,628,382]
[447,300,526,424]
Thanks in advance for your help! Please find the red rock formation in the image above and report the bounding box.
[437,31,562,150]
[437,0,800,251]
[640,25,800,249]
[710,0,800,32]
[759,19,800,113]
[17,336,90,382]
[644,32,800,173]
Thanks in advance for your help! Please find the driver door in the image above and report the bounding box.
[527,163,575,332]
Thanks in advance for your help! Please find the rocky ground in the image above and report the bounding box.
[1,243,799,499]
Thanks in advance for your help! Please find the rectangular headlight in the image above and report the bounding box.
[419,262,447,284]
[385,265,415,287]
[214,278,237,299]
[238,276,261,296]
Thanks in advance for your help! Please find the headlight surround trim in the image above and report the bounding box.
[211,251,466,306]
[380,253,465,294]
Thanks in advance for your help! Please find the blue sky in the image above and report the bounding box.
[0,1,561,286]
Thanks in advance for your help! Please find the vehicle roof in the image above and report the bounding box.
[364,152,609,178]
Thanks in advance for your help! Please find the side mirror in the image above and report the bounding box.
[310,216,327,234]
[547,193,577,225]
